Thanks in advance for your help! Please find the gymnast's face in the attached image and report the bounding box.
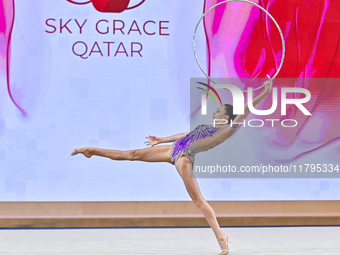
[213,105,229,122]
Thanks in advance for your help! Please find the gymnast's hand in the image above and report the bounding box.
[264,76,273,94]
[145,135,162,147]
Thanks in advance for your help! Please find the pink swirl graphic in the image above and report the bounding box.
[1,0,26,117]
[66,0,146,13]
[203,0,340,162]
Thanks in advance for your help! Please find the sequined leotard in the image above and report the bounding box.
[170,123,239,165]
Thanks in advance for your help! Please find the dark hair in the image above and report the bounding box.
[223,104,237,124]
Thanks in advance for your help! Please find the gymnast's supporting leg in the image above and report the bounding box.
[174,156,229,252]
[71,145,173,164]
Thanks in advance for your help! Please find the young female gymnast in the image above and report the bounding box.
[71,78,273,255]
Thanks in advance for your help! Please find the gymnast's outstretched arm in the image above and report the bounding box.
[145,132,189,147]
[231,78,273,128]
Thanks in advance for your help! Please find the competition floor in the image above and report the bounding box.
[0,226,339,254]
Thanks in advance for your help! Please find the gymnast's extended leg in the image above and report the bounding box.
[174,156,229,253]
[71,145,173,164]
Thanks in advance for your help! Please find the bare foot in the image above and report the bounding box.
[218,233,229,255]
[71,148,94,158]
[71,148,79,156]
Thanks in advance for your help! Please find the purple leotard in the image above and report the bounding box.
[169,123,239,165]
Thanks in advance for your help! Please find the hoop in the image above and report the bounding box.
[193,0,285,92]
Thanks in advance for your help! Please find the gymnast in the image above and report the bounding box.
[71,78,273,255]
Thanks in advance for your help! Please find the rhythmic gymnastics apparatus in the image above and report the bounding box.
[71,78,273,255]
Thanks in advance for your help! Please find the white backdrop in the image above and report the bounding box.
[0,0,339,201]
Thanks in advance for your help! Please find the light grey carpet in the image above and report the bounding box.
[0,226,339,254]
